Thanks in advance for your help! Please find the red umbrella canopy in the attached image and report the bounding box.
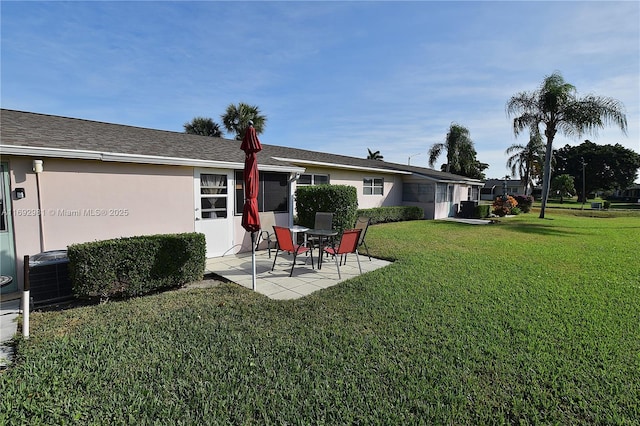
[240,125,263,233]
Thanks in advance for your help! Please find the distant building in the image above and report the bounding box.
[612,184,640,202]
[481,178,527,200]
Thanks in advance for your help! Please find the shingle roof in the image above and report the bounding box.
[1,109,482,184]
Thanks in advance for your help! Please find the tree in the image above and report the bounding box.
[428,123,485,179]
[505,130,545,195]
[367,148,384,160]
[506,71,627,218]
[183,117,223,137]
[221,103,267,140]
[554,140,640,201]
[550,174,576,204]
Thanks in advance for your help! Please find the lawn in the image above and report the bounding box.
[1,211,639,424]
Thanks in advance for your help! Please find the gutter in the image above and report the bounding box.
[0,145,304,173]
[271,156,412,175]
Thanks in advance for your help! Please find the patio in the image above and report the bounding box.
[205,249,391,300]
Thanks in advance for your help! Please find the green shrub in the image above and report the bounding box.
[295,185,358,235]
[356,206,423,224]
[513,195,534,213]
[603,201,611,210]
[510,206,522,215]
[68,233,206,301]
[474,204,491,218]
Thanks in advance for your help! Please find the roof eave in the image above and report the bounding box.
[0,145,303,173]
[271,156,412,175]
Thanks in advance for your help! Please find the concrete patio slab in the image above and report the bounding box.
[205,249,391,300]
[0,296,21,368]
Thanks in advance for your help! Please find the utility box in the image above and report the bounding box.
[28,250,72,305]
[459,201,478,218]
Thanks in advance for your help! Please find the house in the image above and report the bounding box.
[612,184,640,202]
[480,178,527,201]
[0,109,483,291]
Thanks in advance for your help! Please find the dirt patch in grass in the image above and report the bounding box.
[180,273,227,291]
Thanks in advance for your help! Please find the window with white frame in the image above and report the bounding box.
[435,183,451,203]
[297,173,329,186]
[200,174,227,219]
[363,177,384,195]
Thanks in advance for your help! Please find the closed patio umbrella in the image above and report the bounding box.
[240,123,262,290]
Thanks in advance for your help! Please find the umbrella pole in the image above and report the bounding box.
[251,231,257,291]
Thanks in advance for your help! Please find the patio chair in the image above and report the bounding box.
[323,228,362,279]
[256,212,277,257]
[354,216,372,261]
[341,216,371,265]
[271,226,314,277]
[308,212,334,256]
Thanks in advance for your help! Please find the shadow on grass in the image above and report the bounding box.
[500,222,581,237]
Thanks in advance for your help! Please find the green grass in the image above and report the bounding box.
[539,196,640,211]
[2,212,639,424]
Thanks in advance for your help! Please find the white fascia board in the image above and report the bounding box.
[0,145,303,173]
[271,156,411,175]
[409,172,484,185]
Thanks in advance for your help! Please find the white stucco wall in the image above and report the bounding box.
[294,166,404,210]
[8,156,194,288]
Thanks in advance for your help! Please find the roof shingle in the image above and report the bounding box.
[1,109,482,183]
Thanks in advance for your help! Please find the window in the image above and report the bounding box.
[436,183,451,203]
[200,174,227,219]
[298,173,329,186]
[363,177,383,195]
[402,182,435,203]
[235,171,289,214]
[0,165,6,231]
[469,186,480,200]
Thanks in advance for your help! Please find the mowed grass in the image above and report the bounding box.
[1,211,639,424]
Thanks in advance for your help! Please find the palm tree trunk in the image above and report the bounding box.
[539,133,555,219]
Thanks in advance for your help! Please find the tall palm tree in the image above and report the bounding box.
[221,103,267,140]
[428,123,477,176]
[505,131,545,195]
[183,116,223,137]
[506,71,627,218]
[367,148,384,160]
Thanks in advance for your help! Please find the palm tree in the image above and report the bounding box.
[506,71,627,218]
[221,103,267,140]
[183,117,223,137]
[367,148,384,160]
[428,123,477,176]
[505,131,545,195]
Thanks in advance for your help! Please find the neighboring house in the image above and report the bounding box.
[480,178,527,201]
[0,109,483,291]
[612,184,640,202]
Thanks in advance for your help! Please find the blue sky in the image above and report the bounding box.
[2,1,639,179]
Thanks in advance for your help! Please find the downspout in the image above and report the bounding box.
[33,160,45,252]
[288,171,301,226]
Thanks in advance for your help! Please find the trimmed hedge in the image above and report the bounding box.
[474,204,491,218]
[68,233,206,301]
[356,206,424,224]
[295,185,359,235]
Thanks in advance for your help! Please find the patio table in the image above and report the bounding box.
[289,225,309,246]
[0,275,12,288]
[305,228,338,269]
